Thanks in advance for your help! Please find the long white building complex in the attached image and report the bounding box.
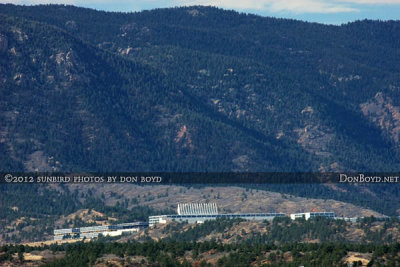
[149,202,286,226]
[290,212,335,220]
[54,203,350,240]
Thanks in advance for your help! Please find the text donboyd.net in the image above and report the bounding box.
[339,174,399,183]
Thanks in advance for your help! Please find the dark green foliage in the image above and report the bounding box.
[1,240,399,266]
[166,218,244,242]
[1,4,400,172]
[166,217,400,245]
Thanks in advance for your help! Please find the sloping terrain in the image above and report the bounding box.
[1,4,400,171]
[0,184,392,244]
[0,5,400,245]
[0,11,305,172]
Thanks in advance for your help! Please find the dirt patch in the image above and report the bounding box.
[343,252,372,266]
[55,209,117,228]
[361,92,400,144]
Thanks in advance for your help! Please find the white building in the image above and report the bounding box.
[177,203,218,215]
[149,213,287,226]
[149,203,285,226]
[54,222,147,240]
[290,212,335,220]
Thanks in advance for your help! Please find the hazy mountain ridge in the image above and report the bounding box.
[0,5,400,229]
[1,4,400,172]
[0,9,312,172]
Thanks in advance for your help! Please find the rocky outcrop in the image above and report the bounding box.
[65,20,77,31]
[175,124,194,153]
[294,124,334,157]
[361,92,400,144]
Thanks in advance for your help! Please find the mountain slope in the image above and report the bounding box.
[1,5,400,171]
[0,6,400,240]
[0,11,317,171]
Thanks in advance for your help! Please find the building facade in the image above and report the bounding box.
[290,212,335,220]
[149,202,286,226]
[54,222,148,240]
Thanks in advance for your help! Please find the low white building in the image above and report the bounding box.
[290,212,335,220]
[54,222,147,240]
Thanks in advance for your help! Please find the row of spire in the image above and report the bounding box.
[177,203,218,215]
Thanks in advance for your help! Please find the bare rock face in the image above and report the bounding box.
[0,34,8,53]
[175,124,194,151]
[294,124,335,157]
[187,9,201,16]
[65,20,77,31]
[361,92,400,144]
[24,151,54,172]
[120,22,137,32]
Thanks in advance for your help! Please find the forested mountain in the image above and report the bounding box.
[1,5,400,237]
[1,4,400,172]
